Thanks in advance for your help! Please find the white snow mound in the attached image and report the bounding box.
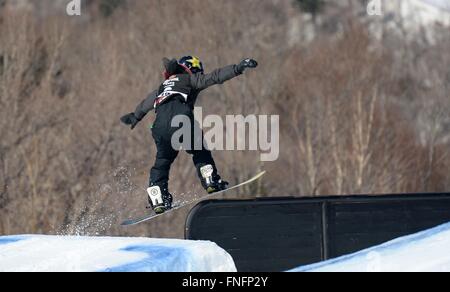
[291,222,450,272]
[0,235,236,272]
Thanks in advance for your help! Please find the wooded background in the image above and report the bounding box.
[0,0,449,238]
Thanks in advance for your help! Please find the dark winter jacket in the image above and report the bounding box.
[134,62,241,120]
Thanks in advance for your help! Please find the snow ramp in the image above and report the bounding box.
[0,235,236,272]
[290,222,450,272]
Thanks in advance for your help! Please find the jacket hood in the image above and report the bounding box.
[162,58,186,79]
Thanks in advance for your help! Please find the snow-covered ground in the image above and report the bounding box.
[0,235,236,272]
[3,223,450,272]
[291,222,450,272]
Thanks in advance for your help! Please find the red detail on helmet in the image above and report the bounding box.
[163,64,193,80]
[178,63,193,75]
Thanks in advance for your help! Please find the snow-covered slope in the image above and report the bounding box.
[0,235,236,272]
[291,222,450,272]
[369,0,450,42]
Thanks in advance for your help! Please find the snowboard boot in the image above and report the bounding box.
[200,165,229,194]
[147,184,173,214]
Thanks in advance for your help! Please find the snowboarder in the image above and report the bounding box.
[120,56,258,214]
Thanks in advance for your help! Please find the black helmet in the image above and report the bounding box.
[178,56,204,74]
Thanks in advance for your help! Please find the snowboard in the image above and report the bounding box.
[120,171,266,226]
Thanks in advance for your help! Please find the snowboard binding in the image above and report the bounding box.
[147,185,173,214]
[200,165,229,194]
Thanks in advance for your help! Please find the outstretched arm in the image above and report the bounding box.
[190,59,258,91]
[134,90,158,120]
[120,90,158,130]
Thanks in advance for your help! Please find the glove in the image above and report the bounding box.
[236,58,258,74]
[120,113,140,130]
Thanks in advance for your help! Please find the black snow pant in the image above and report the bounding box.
[149,99,218,189]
